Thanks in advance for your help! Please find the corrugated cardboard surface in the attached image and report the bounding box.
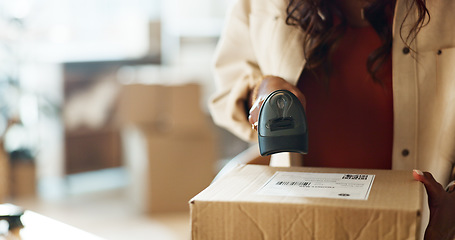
[190,164,423,240]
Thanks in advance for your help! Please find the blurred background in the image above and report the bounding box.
[0,0,251,239]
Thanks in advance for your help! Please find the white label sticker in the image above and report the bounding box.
[257,171,375,200]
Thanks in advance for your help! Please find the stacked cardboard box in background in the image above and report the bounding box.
[63,70,123,174]
[65,127,122,174]
[190,164,423,240]
[119,83,217,213]
[9,158,36,198]
[0,140,37,200]
[0,142,9,201]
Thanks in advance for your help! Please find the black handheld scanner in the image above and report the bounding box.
[257,90,308,156]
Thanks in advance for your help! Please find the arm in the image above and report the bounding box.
[208,0,262,142]
[209,0,306,142]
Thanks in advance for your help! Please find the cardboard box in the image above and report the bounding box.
[0,143,9,201]
[117,83,205,128]
[190,164,423,240]
[10,160,36,197]
[119,83,217,213]
[122,123,216,213]
[65,127,122,174]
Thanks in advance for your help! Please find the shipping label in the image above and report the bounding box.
[256,171,375,200]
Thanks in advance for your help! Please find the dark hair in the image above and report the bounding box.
[286,0,430,84]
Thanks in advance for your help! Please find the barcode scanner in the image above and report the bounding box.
[257,90,308,156]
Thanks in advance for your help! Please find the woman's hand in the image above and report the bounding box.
[248,76,306,130]
[413,170,455,240]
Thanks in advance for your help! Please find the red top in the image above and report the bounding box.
[297,25,393,169]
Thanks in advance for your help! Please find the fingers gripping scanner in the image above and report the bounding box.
[258,90,308,156]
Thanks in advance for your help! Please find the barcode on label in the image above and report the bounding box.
[342,174,368,180]
[275,181,311,187]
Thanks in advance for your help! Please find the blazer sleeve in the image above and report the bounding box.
[208,0,262,142]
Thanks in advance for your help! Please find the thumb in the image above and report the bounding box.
[413,170,444,198]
